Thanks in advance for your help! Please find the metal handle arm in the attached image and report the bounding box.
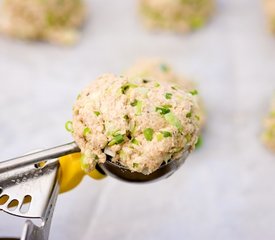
[0,142,80,174]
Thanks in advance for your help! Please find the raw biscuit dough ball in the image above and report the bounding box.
[72,74,200,175]
[139,0,215,32]
[0,0,86,45]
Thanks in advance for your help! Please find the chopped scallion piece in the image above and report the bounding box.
[156,133,164,141]
[133,163,139,168]
[124,115,129,121]
[156,106,170,115]
[171,86,178,90]
[121,83,138,94]
[136,100,143,115]
[94,111,100,116]
[195,115,200,121]
[65,121,73,133]
[195,136,203,149]
[154,82,160,87]
[165,93,172,99]
[189,90,198,95]
[130,99,138,106]
[186,112,192,118]
[185,134,192,142]
[130,120,137,134]
[111,130,121,137]
[108,134,125,146]
[143,128,154,141]
[161,131,172,138]
[164,112,183,132]
[83,127,91,136]
[131,138,139,145]
[80,153,98,172]
[131,99,143,115]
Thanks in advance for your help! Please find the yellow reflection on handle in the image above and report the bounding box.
[59,153,106,194]
[59,153,85,193]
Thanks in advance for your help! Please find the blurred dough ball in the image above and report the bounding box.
[262,94,275,151]
[139,0,215,32]
[0,0,86,45]
[124,59,206,130]
[263,0,275,33]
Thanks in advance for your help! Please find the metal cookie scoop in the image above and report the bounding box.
[0,142,189,240]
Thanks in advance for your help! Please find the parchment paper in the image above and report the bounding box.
[1,0,275,239]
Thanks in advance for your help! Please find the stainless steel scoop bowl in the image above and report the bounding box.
[100,150,189,183]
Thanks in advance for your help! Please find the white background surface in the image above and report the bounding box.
[1,0,275,239]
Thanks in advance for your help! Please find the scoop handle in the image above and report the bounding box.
[0,142,80,174]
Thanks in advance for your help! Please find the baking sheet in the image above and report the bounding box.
[1,0,275,239]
